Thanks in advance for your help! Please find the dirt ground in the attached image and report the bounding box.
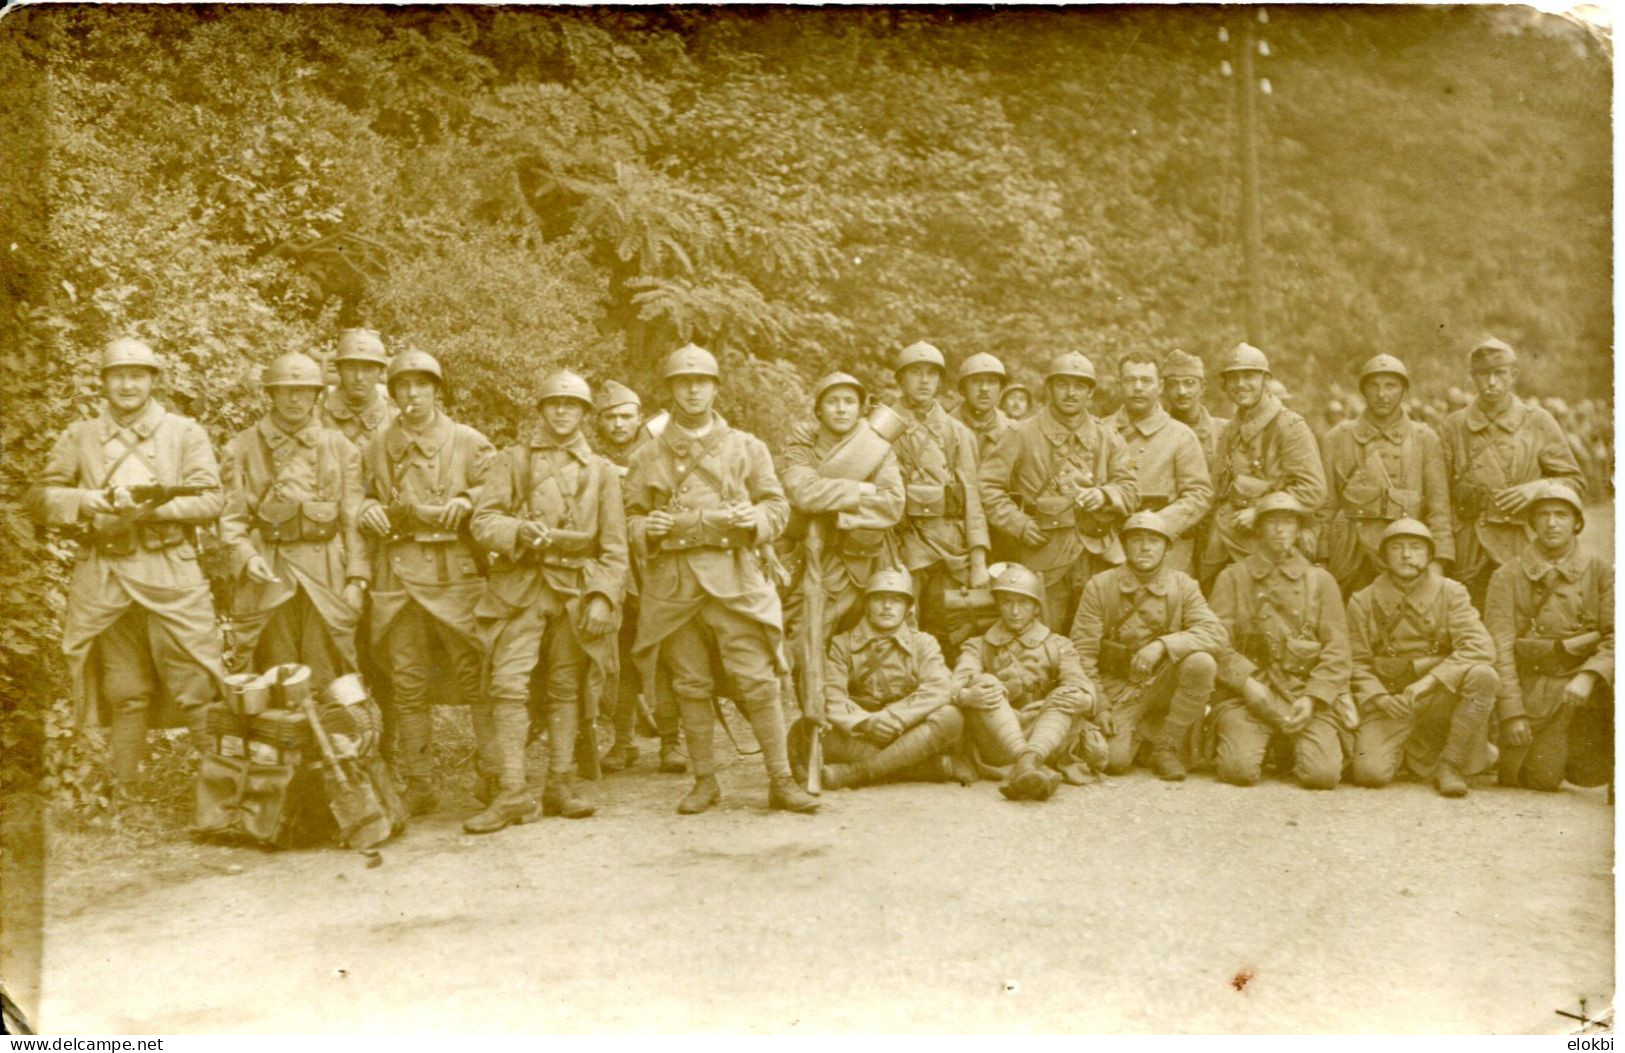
[24,504,1618,1034]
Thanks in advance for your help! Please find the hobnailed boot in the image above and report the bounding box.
[463,790,541,834]
[1001,751,1057,801]
[677,774,721,814]
[402,777,438,817]
[658,738,689,774]
[768,774,820,813]
[542,772,596,818]
[1435,762,1469,798]
[1148,742,1188,782]
[599,740,638,774]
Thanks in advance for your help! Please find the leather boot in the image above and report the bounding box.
[677,774,721,814]
[1148,741,1188,781]
[658,739,689,774]
[1000,751,1058,801]
[769,773,820,813]
[542,771,595,818]
[599,740,638,774]
[463,789,541,834]
[1435,762,1469,798]
[401,777,438,816]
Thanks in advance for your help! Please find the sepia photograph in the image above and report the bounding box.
[0,0,1613,1035]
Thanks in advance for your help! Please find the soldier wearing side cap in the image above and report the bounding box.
[320,328,397,448]
[593,381,646,472]
[1346,519,1498,797]
[1198,343,1327,591]
[467,371,628,832]
[31,338,227,806]
[357,349,495,817]
[1484,482,1613,792]
[887,340,992,656]
[1161,349,1227,576]
[952,353,1015,462]
[219,352,368,691]
[1440,338,1586,608]
[979,352,1138,633]
[1106,351,1213,574]
[623,344,818,815]
[1069,511,1226,781]
[1319,354,1454,598]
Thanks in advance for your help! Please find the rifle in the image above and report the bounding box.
[105,483,211,507]
[800,519,826,794]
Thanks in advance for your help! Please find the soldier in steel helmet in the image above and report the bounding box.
[789,567,966,790]
[466,370,628,831]
[1198,343,1327,591]
[1440,338,1586,608]
[1318,353,1454,598]
[951,563,1098,801]
[623,344,818,815]
[1207,492,1350,790]
[952,353,1014,463]
[979,352,1138,633]
[218,351,368,690]
[886,340,991,657]
[1069,510,1226,781]
[1346,519,1498,797]
[356,348,495,816]
[32,338,227,805]
[1484,482,1613,792]
[1106,351,1213,574]
[321,328,397,447]
[999,382,1033,422]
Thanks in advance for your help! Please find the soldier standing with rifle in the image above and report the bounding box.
[219,352,368,689]
[1106,352,1213,574]
[1484,482,1613,792]
[1441,338,1585,608]
[979,353,1138,633]
[469,371,627,831]
[593,380,685,775]
[1319,354,1454,598]
[1346,519,1498,797]
[951,353,1014,463]
[357,349,494,816]
[33,337,226,806]
[623,344,818,815]
[887,341,991,657]
[1208,493,1350,790]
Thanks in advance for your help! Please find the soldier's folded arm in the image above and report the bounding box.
[469,448,525,557]
[1482,567,1526,722]
[149,419,225,523]
[781,431,865,514]
[840,450,905,532]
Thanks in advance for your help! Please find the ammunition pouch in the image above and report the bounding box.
[1138,494,1171,513]
[1279,638,1324,677]
[94,521,186,557]
[1514,634,1599,677]
[299,501,339,542]
[660,511,754,552]
[1225,473,1272,508]
[256,499,303,542]
[1235,629,1273,668]
[1078,506,1124,540]
[388,503,460,544]
[837,527,887,559]
[1097,639,1133,681]
[1456,481,1519,525]
[1024,494,1075,532]
[904,482,963,519]
[1341,483,1421,522]
[1371,655,1424,694]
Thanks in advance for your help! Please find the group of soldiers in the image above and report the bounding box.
[34,328,1613,839]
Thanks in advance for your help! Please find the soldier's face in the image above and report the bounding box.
[102,366,155,415]
[1046,376,1093,416]
[866,593,909,632]
[1530,502,1579,550]
[1361,375,1406,418]
[1382,538,1431,581]
[338,362,384,403]
[1471,362,1517,404]
[1223,370,1266,410]
[1257,512,1300,559]
[1123,531,1168,574]
[897,364,941,404]
[998,594,1041,633]
[816,387,863,435]
[961,375,1001,414]
[1000,389,1030,418]
[269,386,319,427]
[668,376,717,418]
[598,404,641,445]
[391,375,438,424]
[541,398,585,439]
[1165,375,1204,415]
[1118,363,1162,415]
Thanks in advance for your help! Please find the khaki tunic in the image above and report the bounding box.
[823,621,953,734]
[1211,552,1351,708]
[1484,544,1614,724]
[1205,395,1327,567]
[34,400,227,725]
[953,404,1014,464]
[1106,405,1213,541]
[954,621,1094,719]
[1441,398,1586,579]
[1177,405,1229,475]
[1320,412,1455,591]
[888,400,989,578]
[219,415,368,669]
[320,388,396,449]
[1070,564,1228,710]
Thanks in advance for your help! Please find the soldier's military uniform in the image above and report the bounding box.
[470,372,628,830]
[1201,344,1327,588]
[1441,339,1585,606]
[33,338,226,790]
[1162,351,1228,472]
[1105,401,1212,573]
[1346,519,1498,795]
[359,350,495,810]
[980,354,1137,633]
[1209,494,1350,789]
[1484,485,1613,792]
[320,328,397,447]
[1070,512,1225,780]
[952,565,1096,800]
[951,353,1015,463]
[802,569,964,789]
[219,352,368,688]
[624,345,816,814]
[1320,355,1454,597]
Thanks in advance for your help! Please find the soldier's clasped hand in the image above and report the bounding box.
[80,489,117,516]
[1073,487,1107,513]
[244,555,281,585]
[579,595,616,638]
[1130,639,1166,680]
[360,506,393,536]
[864,708,906,745]
[517,521,549,549]
[644,509,675,538]
[1501,715,1533,748]
[957,673,1005,710]
[1281,697,1314,734]
[1020,520,1049,547]
[437,496,473,529]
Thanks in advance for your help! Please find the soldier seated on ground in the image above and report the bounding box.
[1207,492,1351,790]
[1485,481,1613,793]
[951,563,1098,802]
[1069,511,1226,782]
[1346,519,1498,798]
[789,568,965,790]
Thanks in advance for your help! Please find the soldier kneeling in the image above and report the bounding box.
[1347,519,1498,797]
[1070,511,1226,781]
[790,568,964,790]
[952,564,1097,801]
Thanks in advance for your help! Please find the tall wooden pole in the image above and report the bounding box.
[1237,14,1266,346]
